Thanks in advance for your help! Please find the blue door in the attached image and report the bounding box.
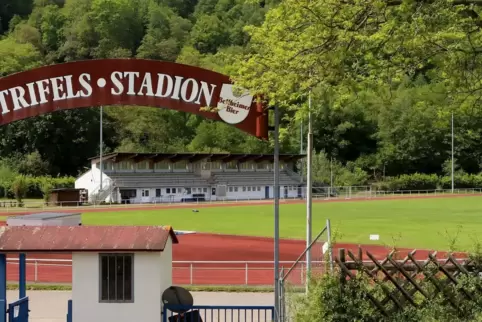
[8,297,29,322]
[265,186,269,199]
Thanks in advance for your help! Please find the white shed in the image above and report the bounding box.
[0,225,178,322]
[6,212,82,226]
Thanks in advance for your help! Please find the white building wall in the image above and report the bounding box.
[72,251,169,322]
[160,238,173,316]
[75,167,114,202]
[224,185,301,200]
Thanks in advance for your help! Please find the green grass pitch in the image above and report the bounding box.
[82,197,482,250]
[82,196,482,251]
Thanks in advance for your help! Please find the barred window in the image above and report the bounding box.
[99,254,134,303]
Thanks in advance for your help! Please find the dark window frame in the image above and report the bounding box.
[99,253,134,303]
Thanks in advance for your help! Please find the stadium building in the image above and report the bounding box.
[75,152,306,203]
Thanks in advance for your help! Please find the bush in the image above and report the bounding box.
[292,270,482,322]
[0,175,75,199]
[40,179,53,203]
[439,174,482,189]
[375,173,439,191]
[11,175,28,205]
[292,274,383,322]
[373,173,482,191]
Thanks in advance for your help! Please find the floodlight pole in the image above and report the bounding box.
[306,90,313,293]
[273,104,281,322]
[100,106,103,193]
[451,112,454,193]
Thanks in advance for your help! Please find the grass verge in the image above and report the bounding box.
[6,283,304,293]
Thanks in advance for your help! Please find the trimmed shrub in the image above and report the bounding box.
[375,173,439,191]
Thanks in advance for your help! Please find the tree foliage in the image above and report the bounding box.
[1,0,482,181]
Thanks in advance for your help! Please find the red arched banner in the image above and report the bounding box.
[0,59,268,139]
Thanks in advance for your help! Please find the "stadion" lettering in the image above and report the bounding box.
[0,71,217,115]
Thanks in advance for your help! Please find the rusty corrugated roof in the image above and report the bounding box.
[0,226,178,253]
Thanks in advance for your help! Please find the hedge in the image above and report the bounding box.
[0,175,75,199]
[374,173,482,191]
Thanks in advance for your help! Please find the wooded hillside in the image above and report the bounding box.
[1,0,482,187]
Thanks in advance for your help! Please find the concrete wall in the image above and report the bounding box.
[72,247,173,322]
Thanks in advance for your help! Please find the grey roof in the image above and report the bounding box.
[7,212,81,220]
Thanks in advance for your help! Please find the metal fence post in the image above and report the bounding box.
[300,262,304,285]
[34,261,38,282]
[245,262,249,285]
[190,263,193,285]
[327,219,334,273]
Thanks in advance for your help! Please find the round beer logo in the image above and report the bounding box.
[217,84,253,124]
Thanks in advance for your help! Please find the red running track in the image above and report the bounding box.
[1,194,474,285]
[3,233,460,286]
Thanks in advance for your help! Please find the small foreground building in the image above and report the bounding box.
[0,225,178,322]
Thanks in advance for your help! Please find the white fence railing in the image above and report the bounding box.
[0,187,481,213]
[4,257,468,286]
[5,258,323,285]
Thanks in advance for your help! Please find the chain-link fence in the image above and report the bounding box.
[278,219,334,322]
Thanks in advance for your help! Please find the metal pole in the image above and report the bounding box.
[326,219,334,273]
[300,122,303,155]
[19,253,26,298]
[274,105,281,322]
[306,91,313,293]
[300,121,304,184]
[100,106,103,192]
[451,112,454,193]
[330,157,333,188]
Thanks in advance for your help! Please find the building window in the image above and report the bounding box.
[234,187,238,192]
[203,188,207,193]
[99,254,133,303]
[115,161,131,170]
[240,162,252,170]
[257,186,261,191]
[247,187,251,192]
[256,162,268,170]
[211,161,221,170]
[141,189,149,197]
[154,161,169,170]
[137,161,150,170]
[166,188,171,194]
[229,187,233,192]
[172,188,177,194]
[242,187,246,192]
[103,161,112,171]
[173,160,187,170]
[225,161,237,170]
[156,189,161,197]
